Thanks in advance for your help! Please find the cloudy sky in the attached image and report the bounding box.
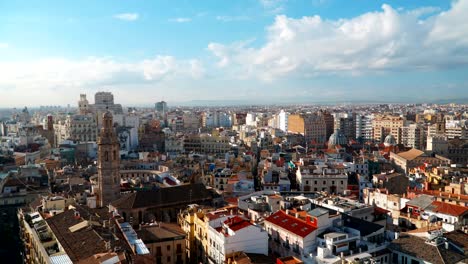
[1,0,468,107]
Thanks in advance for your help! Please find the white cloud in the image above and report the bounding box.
[0,56,205,105]
[0,43,9,49]
[114,13,139,21]
[169,17,191,23]
[209,1,468,81]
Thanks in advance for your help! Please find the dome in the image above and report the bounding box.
[328,129,347,149]
[384,134,397,147]
[103,111,113,119]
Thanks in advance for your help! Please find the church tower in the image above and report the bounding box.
[78,94,90,115]
[96,111,121,207]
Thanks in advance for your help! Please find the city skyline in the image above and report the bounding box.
[1,0,468,107]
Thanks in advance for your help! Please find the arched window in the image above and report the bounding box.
[104,151,109,161]
[113,150,117,160]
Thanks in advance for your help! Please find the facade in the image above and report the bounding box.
[63,114,98,143]
[355,114,373,142]
[95,112,121,208]
[156,101,168,115]
[265,210,318,258]
[296,165,348,194]
[334,114,355,140]
[372,114,405,143]
[372,172,409,195]
[401,123,426,150]
[207,215,268,264]
[183,134,231,154]
[288,113,327,144]
[137,223,186,264]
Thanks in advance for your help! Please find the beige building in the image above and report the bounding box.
[390,148,450,174]
[183,134,231,154]
[296,165,348,194]
[137,223,186,264]
[372,115,405,143]
[288,113,327,143]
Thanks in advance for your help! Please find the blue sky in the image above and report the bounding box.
[0,0,467,106]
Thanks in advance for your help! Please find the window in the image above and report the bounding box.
[177,244,182,253]
[314,181,317,184]
[341,181,344,185]
[167,245,171,251]
[156,246,162,256]
[332,181,335,185]
[323,181,326,184]
[306,181,309,185]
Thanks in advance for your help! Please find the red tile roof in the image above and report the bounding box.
[265,210,317,238]
[430,201,468,217]
[224,216,252,232]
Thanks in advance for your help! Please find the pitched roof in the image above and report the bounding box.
[445,231,468,251]
[46,208,109,262]
[389,234,466,264]
[406,194,434,209]
[396,148,424,161]
[223,216,252,232]
[265,210,316,238]
[428,201,468,217]
[111,183,212,209]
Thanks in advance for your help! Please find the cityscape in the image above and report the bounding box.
[1,1,468,264]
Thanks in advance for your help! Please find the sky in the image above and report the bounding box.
[0,0,468,107]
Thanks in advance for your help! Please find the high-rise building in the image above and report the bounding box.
[320,110,335,139]
[278,110,289,132]
[355,114,373,142]
[334,113,355,140]
[401,123,426,150]
[288,113,327,144]
[95,112,121,207]
[372,114,405,143]
[155,101,168,115]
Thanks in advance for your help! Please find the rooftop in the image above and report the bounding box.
[265,210,316,238]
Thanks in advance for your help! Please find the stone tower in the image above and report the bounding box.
[96,111,121,207]
[78,94,90,115]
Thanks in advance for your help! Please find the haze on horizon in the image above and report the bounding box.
[1,0,468,107]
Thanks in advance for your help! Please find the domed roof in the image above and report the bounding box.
[328,129,347,148]
[384,134,397,147]
[103,111,113,119]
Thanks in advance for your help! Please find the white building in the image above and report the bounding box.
[296,165,348,194]
[264,210,319,258]
[207,215,268,264]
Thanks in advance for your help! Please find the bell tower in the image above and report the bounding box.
[96,111,121,207]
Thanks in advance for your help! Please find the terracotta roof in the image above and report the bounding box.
[265,210,316,238]
[224,216,252,232]
[277,256,304,264]
[429,201,468,217]
[395,148,424,161]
